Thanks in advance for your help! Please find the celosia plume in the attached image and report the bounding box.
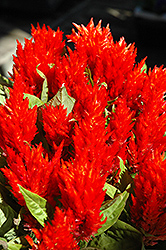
[26,207,79,250]
[11,23,65,98]
[2,142,63,207]
[0,79,37,156]
[130,151,166,246]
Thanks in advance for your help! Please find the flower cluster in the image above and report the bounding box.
[0,18,165,249]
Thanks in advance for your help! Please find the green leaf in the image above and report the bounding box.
[0,85,6,105]
[49,85,76,115]
[23,93,44,109]
[18,185,47,227]
[0,74,13,88]
[4,228,17,242]
[36,67,48,103]
[0,238,7,250]
[88,220,143,250]
[103,182,119,199]
[7,242,22,250]
[141,63,147,73]
[118,157,127,180]
[0,195,17,237]
[96,185,130,236]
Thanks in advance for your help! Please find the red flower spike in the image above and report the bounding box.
[42,104,74,148]
[2,142,62,207]
[26,207,79,250]
[68,19,139,103]
[130,151,166,246]
[11,24,65,98]
[57,84,113,241]
[0,79,37,155]
[134,67,166,163]
[108,97,135,166]
[58,157,107,241]
[67,18,113,74]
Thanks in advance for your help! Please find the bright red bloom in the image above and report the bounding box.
[0,79,37,156]
[133,67,166,164]
[42,103,75,150]
[26,207,79,250]
[108,97,135,165]
[130,151,166,246]
[50,48,88,102]
[58,156,107,241]
[1,142,63,207]
[11,24,65,98]
[57,84,112,241]
[67,18,113,73]
[67,18,141,105]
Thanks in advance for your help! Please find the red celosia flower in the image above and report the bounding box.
[108,97,135,158]
[57,84,112,241]
[67,18,113,75]
[42,104,74,148]
[11,23,65,98]
[48,48,88,102]
[67,18,142,105]
[1,142,63,207]
[0,79,37,156]
[130,151,166,246]
[58,157,107,241]
[26,207,79,250]
[133,67,166,164]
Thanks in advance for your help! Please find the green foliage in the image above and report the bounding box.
[141,63,147,73]
[49,85,76,115]
[36,66,49,103]
[19,185,48,227]
[96,184,130,236]
[23,93,44,109]
[0,74,13,89]
[0,194,17,237]
[103,182,119,199]
[82,220,144,250]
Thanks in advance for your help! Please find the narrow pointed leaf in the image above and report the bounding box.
[96,185,130,236]
[36,67,48,103]
[18,185,47,227]
[118,156,127,180]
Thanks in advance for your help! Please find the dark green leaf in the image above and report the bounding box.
[0,194,17,237]
[96,185,130,236]
[88,220,143,250]
[23,93,44,109]
[49,85,75,115]
[18,185,47,227]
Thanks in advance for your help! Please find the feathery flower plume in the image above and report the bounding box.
[26,207,79,250]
